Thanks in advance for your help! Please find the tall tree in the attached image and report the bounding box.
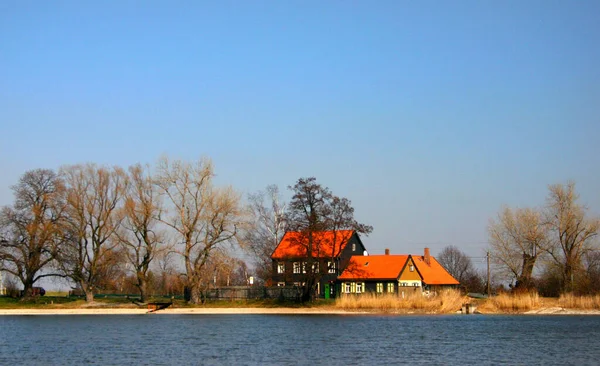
[488,207,549,289]
[437,245,474,284]
[0,169,67,298]
[286,177,372,302]
[59,164,128,302]
[242,185,286,283]
[545,182,599,293]
[117,164,164,302]
[154,157,242,304]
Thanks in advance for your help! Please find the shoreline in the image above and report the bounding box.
[1,307,599,316]
[0,307,359,316]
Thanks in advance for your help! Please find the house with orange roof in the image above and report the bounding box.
[271,230,367,298]
[338,248,459,295]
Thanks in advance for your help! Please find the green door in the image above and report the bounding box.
[324,283,330,299]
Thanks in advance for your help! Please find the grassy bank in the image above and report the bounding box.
[0,295,327,310]
[334,290,465,314]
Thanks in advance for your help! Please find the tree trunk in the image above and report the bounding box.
[189,283,201,304]
[138,275,147,303]
[20,277,35,300]
[85,291,94,303]
[83,282,95,302]
[563,261,574,293]
[515,254,536,289]
[301,278,316,303]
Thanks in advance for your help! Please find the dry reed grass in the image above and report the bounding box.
[474,292,542,313]
[558,294,600,309]
[334,290,465,313]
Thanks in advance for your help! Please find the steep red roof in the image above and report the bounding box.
[338,255,409,280]
[412,256,460,285]
[271,230,355,259]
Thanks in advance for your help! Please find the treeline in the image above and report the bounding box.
[488,183,599,296]
[0,158,258,303]
[439,183,599,296]
[0,159,370,303]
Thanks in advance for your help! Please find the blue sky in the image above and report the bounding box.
[1,1,599,262]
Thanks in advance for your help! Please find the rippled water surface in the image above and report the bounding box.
[1,314,599,365]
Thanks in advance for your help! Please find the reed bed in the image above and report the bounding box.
[487,292,541,312]
[334,290,465,313]
[558,294,600,309]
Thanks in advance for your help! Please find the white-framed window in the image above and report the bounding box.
[409,264,415,272]
[356,283,363,294]
[293,282,301,287]
[293,262,300,274]
[376,283,383,293]
[351,282,356,293]
[413,283,419,287]
[301,262,307,274]
[328,261,336,273]
[277,262,285,274]
[277,282,285,287]
[388,283,394,293]
[344,283,351,293]
[312,262,319,273]
[352,243,356,251]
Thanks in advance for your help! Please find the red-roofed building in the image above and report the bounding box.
[271,230,367,297]
[338,248,459,295]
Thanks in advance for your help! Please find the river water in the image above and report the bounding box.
[1,314,599,365]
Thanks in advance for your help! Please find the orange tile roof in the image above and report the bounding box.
[412,256,460,285]
[271,230,355,259]
[338,255,409,280]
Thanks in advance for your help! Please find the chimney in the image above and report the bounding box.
[424,247,431,265]
[385,248,390,255]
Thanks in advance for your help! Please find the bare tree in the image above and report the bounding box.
[488,207,549,289]
[242,185,286,283]
[545,182,599,293]
[437,245,474,284]
[59,164,128,302]
[117,164,164,302]
[0,169,67,298]
[153,249,182,296]
[580,250,600,294]
[154,157,242,304]
[286,177,372,302]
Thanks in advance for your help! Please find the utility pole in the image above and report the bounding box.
[486,251,491,297]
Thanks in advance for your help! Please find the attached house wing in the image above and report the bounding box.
[338,255,409,280]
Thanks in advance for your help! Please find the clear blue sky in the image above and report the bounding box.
[1,1,599,261]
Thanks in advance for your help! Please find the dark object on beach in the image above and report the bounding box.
[147,302,172,312]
